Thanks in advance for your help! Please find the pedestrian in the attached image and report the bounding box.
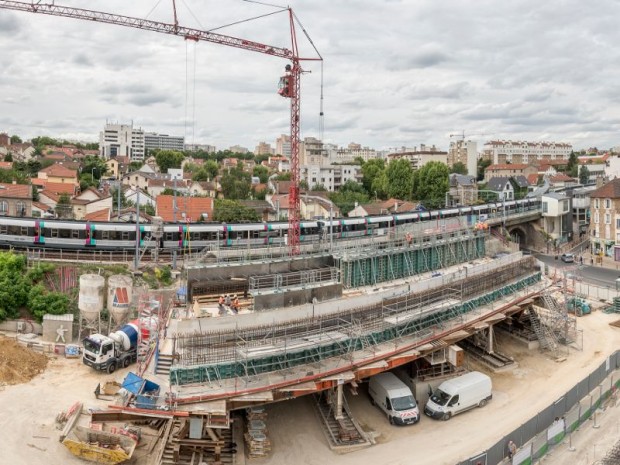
[580,255,583,265]
[508,440,517,459]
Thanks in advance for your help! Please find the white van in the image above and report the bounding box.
[368,372,420,425]
[424,371,492,421]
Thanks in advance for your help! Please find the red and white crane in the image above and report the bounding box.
[0,0,322,255]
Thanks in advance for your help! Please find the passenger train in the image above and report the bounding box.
[0,198,540,251]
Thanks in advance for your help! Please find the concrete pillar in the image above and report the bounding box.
[335,383,344,420]
[488,324,494,355]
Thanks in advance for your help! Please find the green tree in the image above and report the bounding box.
[155,150,185,173]
[56,193,73,218]
[221,165,251,200]
[275,172,291,181]
[213,199,260,222]
[3,153,12,162]
[79,173,98,191]
[412,161,449,208]
[311,184,327,191]
[385,159,414,199]
[567,151,578,177]
[329,181,369,216]
[10,135,22,144]
[28,285,69,322]
[254,153,270,164]
[477,158,492,181]
[450,162,468,175]
[82,155,108,180]
[193,161,219,182]
[361,158,385,195]
[579,165,590,185]
[253,165,269,183]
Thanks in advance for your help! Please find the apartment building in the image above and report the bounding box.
[482,140,572,165]
[144,132,184,152]
[448,140,478,177]
[254,142,274,156]
[589,178,620,258]
[275,134,291,157]
[301,164,361,192]
[387,144,447,170]
[99,123,145,161]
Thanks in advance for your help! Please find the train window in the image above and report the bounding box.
[72,230,80,239]
[121,231,130,240]
[101,231,109,240]
[51,229,58,238]
[165,232,174,241]
[0,225,6,234]
[20,227,28,235]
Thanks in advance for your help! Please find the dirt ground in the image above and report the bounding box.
[0,338,48,385]
[2,309,620,465]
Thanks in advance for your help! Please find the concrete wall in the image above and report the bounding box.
[253,283,342,311]
[0,319,42,334]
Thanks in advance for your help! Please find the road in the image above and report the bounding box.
[535,253,620,287]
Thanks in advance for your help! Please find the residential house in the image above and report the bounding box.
[548,173,578,189]
[573,185,595,238]
[483,164,537,182]
[37,164,79,186]
[238,200,277,221]
[124,186,156,208]
[84,208,111,222]
[300,194,340,220]
[38,191,60,211]
[348,198,417,217]
[70,188,113,220]
[0,183,32,216]
[268,194,290,220]
[541,192,572,248]
[31,201,53,218]
[111,208,154,223]
[189,181,219,198]
[485,177,514,200]
[148,178,189,198]
[0,138,35,162]
[589,178,620,258]
[156,195,214,222]
[448,174,478,206]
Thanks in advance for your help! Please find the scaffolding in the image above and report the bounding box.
[334,227,486,289]
[169,257,541,386]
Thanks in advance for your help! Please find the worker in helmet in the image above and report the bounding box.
[224,294,232,307]
[232,295,240,314]
[218,295,225,315]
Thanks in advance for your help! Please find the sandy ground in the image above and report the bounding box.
[2,308,620,465]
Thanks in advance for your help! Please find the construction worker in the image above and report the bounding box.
[218,295,225,315]
[232,295,240,314]
[224,294,232,307]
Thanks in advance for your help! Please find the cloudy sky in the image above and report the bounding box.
[1,0,620,151]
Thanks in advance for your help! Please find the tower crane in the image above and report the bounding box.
[0,0,323,255]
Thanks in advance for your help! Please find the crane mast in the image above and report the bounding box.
[0,0,322,255]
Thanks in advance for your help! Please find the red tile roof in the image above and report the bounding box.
[590,179,620,198]
[270,194,290,209]
[156,195,214,222]
[0,183,31,199]
[42,182,78,196]
[39,164,78,178]
[32,202,51,211]
[527,173,539,186]
[486,163,531,171]
[549,174,575,182]
[85,208,110,221]
[0,162,13,170]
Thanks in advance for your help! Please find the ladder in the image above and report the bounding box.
[529,309,559,354]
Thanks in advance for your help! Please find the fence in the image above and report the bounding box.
[458,351,620,465]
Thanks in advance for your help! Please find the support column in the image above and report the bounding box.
[488,324,494,355]
[335,382,344,420]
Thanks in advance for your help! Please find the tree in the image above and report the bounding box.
[385,159,414,200]
[28,285,69,322]
[361,158,385,195]
[412,161,449,208]
[56,193,73,218]
[213,199,260,222]
[329,181,369,216]
[253,165,269,183]
[10,135,22,144]
[82,155,108,180]
[372,171,388,200]
[450,162,468,175]
[311,184,327,191]
[155,150,185,173]
[275,172,291,181]
[193,161,219,182]
[579,165,590,185]
[221,165,251,200]
[567,151,578,177]
[79,173,98,191]
[3,153,12,162]
[477,158,492,181]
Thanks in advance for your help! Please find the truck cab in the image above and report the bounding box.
[82,323,139,374]
[368,372,420,425]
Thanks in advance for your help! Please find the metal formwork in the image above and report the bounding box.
[170,258,541,386]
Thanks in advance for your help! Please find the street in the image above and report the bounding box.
[534,253,620,288]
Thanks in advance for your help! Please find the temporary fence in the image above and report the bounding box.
[458,351,620,465]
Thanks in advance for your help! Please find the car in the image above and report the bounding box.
[565,273,582,281]
[561,253,575,263]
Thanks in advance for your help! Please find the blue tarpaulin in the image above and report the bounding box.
[121,372,160,409]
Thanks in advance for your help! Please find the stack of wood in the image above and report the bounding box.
[244,407,271,458]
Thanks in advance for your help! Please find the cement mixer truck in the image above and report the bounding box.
[82,322,139,374]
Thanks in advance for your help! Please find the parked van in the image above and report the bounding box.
[368,372,420,425]
[424,371,492,420]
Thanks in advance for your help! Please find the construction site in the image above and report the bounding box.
[1,208,620,465]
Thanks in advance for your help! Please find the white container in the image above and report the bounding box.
[78,274,105,322]
[107,275,133,324]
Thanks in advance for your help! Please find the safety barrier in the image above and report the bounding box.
[458,351,620,465]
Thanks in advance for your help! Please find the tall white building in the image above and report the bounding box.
[144,132,184,152]
[388,144,447,171]
[99,123,145,160]
[301,164,361,192]
[275,134,291,157]
[448,140,478,177]
[482,140,572,164]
